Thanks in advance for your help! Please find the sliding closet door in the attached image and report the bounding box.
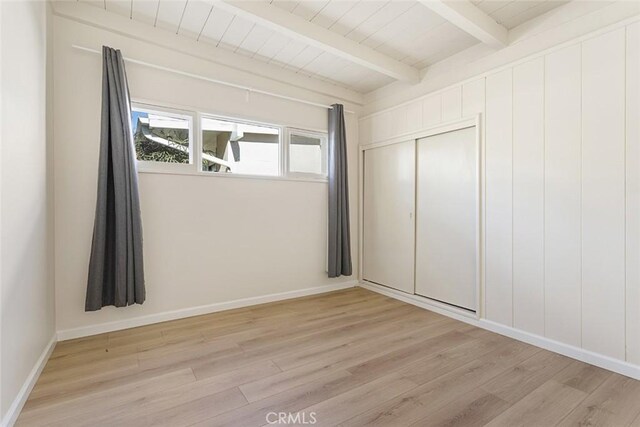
[363,141,415,294]
[415,127,478,310]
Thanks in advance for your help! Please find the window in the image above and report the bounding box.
[201,117,280,176]
[287,129,327,177]
[131,102,327,181]
[131,105,193,169]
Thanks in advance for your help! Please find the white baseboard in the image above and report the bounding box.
[479,319,640,381]
[359,281,479,324]
[57,281,358,341]
[359,282,640,381]
[1,334,57,427]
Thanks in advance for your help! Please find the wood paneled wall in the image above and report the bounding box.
[544,43,582,348]
[581,28,626,360]
[484,69,514,327]
[359,23,640,366]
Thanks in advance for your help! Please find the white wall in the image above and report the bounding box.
[0,0,55,423]
[53,16,359,336]
[359,18,640,366]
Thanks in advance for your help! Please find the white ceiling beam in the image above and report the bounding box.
[418,0,508,48]
[213,0,420,84]
[51,0,364,108]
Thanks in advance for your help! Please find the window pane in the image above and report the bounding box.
[289,132,326,175]
[132,110,190,164]
[201,117,280,176]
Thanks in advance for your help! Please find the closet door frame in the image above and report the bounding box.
[358,115,484,320]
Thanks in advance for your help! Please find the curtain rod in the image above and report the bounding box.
[71,45,355,114]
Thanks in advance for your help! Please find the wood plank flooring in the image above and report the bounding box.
[16,288,640,426]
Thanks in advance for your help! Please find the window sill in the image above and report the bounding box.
[137,167,328,184]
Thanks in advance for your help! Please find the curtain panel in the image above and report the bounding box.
[327,104,352,278]
[86,46,145,311]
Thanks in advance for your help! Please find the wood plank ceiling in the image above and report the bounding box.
[81,0,570,93]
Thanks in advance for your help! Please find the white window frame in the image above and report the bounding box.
[131,103,196,174]
[285,128,329,180]
[199,113,284,179]
[131,101,328,183]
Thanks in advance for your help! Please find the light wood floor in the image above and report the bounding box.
[17,288,640,427]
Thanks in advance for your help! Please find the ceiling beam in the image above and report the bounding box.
[418,0,508,48]
[52,0,364,107]
[213,1,420,84]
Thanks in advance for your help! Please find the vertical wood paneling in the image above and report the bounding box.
[544,44,582,347]
[359,117,372,145]
[442,86,462,122]
[406,101,423,133]
[626,22,640,365]
[485,69,513,326]
[371,111,392,142]
[390,105,408,137]
[422,94,442,128]
[358,26,636,365]
[462,78,485,117]
[581,28,626,360]
[512,58,544,336]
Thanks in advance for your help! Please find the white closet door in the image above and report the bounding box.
[363,141,416,294]
[415,127,478,310]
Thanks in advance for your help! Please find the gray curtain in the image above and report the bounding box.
[86,46,145,311]
[328,104,352,277]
